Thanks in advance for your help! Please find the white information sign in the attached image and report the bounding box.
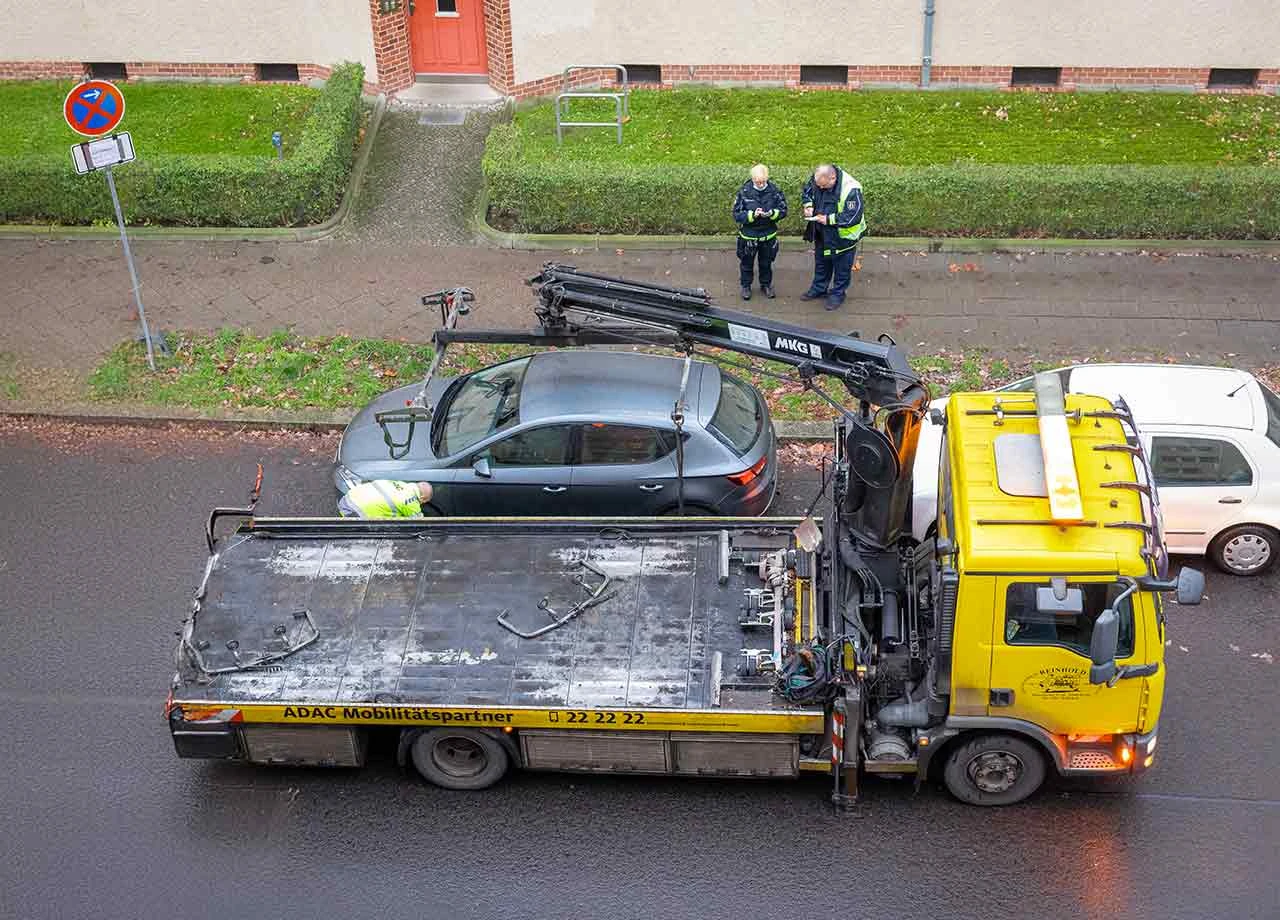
[726,322,771,350]
[70,132,135,174]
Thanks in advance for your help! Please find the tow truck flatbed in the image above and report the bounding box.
[173,518,825,738]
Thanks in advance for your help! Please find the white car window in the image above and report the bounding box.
[1150,436,1253,487]
[1262,383,1280,450]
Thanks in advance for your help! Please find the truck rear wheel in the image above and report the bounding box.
[942,734,1045,806]
[409,728,509,791]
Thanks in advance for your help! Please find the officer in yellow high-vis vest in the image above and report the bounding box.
[337,480,433,518]
[800,164,867,311]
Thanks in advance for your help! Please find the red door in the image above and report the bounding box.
[410,0,488,74]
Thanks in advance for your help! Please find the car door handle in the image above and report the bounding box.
[542,486,567,493]
[639,484,664,492]
[1218,497,1243,504]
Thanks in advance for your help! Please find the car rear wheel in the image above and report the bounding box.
[1209,524,1277,576]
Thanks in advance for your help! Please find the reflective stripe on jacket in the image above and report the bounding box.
[343,480,422,518]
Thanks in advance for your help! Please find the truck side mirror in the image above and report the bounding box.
[1175,567,1205,606]
[1088,608,1119,685]
[472,457,492,479]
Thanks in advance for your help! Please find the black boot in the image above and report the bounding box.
[762,284,776,299]
[741,286,752,301]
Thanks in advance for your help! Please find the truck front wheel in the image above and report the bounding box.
[942,734,1046,806]
[409,728,510,791]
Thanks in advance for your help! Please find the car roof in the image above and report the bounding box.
[519,350,714,426]
[1062,363,1260,432]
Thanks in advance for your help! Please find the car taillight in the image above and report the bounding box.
[727,455,768,486]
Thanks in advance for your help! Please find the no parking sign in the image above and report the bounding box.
[63,80,126,136]
[61,79,159,369]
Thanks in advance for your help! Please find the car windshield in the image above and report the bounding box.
[1262,382,1280,449]
[709,371,762,454]
[434,357,531,456]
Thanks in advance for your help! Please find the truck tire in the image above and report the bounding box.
[409,728,510,791]
[942,734,1046,806]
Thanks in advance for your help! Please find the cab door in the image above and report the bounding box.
[986,577,1146,735]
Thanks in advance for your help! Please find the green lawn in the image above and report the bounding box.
[89,329,1276,422]
[2,80,320,158]
[517,88,1280,166]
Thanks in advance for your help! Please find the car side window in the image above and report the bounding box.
[579,424,673,465]
[478,426,572,467]
[1004,582,1135,658]
[1150,436,1253,487]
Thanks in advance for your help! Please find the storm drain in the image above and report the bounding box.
[417,108,467,126]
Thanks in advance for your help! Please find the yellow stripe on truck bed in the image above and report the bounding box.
[176,701,826,735]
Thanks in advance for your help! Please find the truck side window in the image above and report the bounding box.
[1004,582,1134,658]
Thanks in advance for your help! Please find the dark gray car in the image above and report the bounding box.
[333,350,777,516]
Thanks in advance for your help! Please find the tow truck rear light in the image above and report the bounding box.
[727,455,768,486]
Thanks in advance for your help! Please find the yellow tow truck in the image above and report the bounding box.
[167,266,1202,806]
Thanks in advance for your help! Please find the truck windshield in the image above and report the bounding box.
[434,357,531,457]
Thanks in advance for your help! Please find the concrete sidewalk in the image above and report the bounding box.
[1,239,1278,373]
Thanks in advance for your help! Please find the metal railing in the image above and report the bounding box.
[555,64,630,144]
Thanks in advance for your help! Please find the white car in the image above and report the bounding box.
[911,364,1280,576]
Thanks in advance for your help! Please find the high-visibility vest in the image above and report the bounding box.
[345,480,422,518]
[834,172,867,246]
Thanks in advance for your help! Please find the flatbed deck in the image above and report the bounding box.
[174,519,825,735]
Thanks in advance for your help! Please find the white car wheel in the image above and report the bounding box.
[1211,525,1277,576]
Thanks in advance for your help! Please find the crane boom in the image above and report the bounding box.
[526,263,929,548]
[528,263,924,409]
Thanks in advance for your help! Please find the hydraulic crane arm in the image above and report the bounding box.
[526,263,925,411]
[524,264,929,548]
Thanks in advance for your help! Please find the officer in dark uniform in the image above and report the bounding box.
[801,164,867,310]
[731,164,788,301]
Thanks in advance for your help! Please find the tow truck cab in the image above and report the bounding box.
[924,390,1176,798]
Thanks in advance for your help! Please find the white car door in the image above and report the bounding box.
[1145,430,1260,555]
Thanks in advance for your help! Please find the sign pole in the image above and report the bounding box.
[103,164,155,370]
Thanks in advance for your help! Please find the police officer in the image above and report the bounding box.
[337,480,433,518]
[800,164,867,310]
[732,164,788,301]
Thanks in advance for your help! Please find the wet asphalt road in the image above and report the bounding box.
[0,421,1277,920]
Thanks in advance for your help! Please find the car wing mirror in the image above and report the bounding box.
[472,457,492,479]
[1088,608,1119,685]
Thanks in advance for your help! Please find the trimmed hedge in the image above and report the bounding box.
[0,63,364,227]
[483,123,1280,239]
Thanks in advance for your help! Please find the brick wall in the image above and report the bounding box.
[0,60,379,93]
[483,0,515,94]
[0,60,84,79]
[367,0,412,93]
[507,62,1280,99]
